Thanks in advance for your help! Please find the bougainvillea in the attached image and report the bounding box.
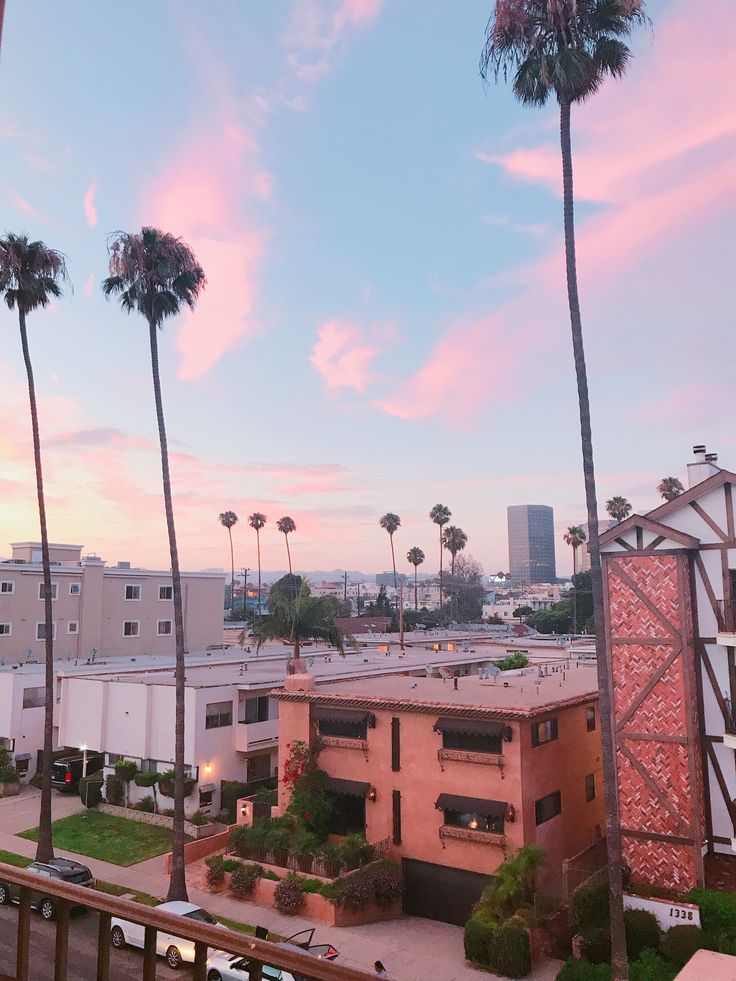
[274,877,305,915]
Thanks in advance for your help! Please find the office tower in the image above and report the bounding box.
[507,505,556,585]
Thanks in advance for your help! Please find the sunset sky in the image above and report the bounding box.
[1,0,734,578]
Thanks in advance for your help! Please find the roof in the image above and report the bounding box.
[156,901,202,915]
[673,949,736,980]
[599,514,700,549]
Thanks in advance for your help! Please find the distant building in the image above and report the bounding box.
[577,519,617,573]
[507,506,556,585]
[376,572,407,587]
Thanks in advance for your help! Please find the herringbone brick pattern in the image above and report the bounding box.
[625,659,686,734]
[611,643,680,726]
[609,554,680,635]
[624,837,698,892]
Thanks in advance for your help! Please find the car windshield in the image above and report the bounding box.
[184,908,217,924]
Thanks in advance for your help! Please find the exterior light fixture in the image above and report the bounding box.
[505,803,516,823]
[367,786,377,802]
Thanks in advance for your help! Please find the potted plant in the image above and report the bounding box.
[157,768,195,799]
[0,747,20,798]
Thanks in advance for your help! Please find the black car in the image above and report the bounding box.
[0,858,95,919]
[51,752,104,792]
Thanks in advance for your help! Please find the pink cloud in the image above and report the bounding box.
[83,273,95,297]
[310,319,396,393]
[285,0,383,81]
[9,193,46,222]
[84,182,97,226]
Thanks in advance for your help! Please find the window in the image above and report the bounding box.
[535,790,562,826]
[14,755,30,775]
[0,623,11,637]
[69,582,81,596]
[247,754,272,783]
[22,686,45,709]
[0,581,15,594]
[442,730,503,754]
[67,621,79,635]
[123,620,139,637]
[392,789,402,845]
[444,806,504,834]
[326,793,366,836]
[35,622,56,641]
[241,696,270,724]
[125,584,141,601]
[38,582,58,601]
[585,773,596,802]
[531,718,558,747]
[205,700,233,729]
[159,584,173,600]
[391,717,401,772]
[586,707,596,732]
[157,620,172,636]
[199,788,214,808]
[318,716,367,739]
[141,758,158,774]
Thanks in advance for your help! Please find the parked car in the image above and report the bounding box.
[0,858,95,920]
[51,752,104,792]
[206,929,339,981]
[110,900,229,969]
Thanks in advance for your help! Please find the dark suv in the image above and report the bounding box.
[0,858,95,920]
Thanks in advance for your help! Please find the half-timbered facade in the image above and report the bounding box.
[600,446,736,891]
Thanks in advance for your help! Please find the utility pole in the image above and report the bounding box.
[343,571,348,603]
[241,567,249,619]
[357,581,361,613]
[399,578,405,651]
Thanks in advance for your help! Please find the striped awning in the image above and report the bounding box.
[325,776,370,798]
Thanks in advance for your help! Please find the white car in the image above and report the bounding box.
[206,929,338,981]
[110,900,228,969]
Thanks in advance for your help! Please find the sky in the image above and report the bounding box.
[1,0,735,579]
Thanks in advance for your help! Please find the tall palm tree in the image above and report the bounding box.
[277,516,296,574]
[1,233,69,864]
[563,525,587,633]
[658,477,684,502]
[379,513,401,591]
[429,503,451,606]
[481,4,648,977]
[103,226,205,903]
[442,525,468,620]
[248,512,267,617]
[606,496,632,523]
[218,511,238,615]
[406,547,425,612]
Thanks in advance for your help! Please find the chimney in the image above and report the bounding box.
[687,444,720,489]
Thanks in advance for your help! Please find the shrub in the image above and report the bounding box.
[160,807,175,817]
[207,860,225,889]
[630,949,677,981]
[625,909,661,960]
[661,925,707,968]
[274,877,305,915]
[571,874,609,935]
[105,774,124,806]
[0,747,19,783]
[134,771,159,788]
[135,795,155,813]
[488,921,532,979]
[371,861,403,907]
[229,863,262,898]
[189,810,208,826]
[687,889,736,947]
[330,861,402,912]
[465,916,495,966]
[494,652,530,671]
[114,759,138,782]
[337,833,374,870]
[157,769,196,798]
[78,773,103,808]
[556,960,612,981]
[220,781,250,823]
[581,927,611,964]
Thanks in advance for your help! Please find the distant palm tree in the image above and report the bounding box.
[219,511,238,615]
[379,513,401,591]
[248,512,267,617]
[606,497,632,523]
[658,477,684,502]
[277,516,296,574]
[103,226,205,903]
[430,504,452,606]
[442,526,468,619]
[1,232,69,865]
[406,547,425,612]
[563,526,587,633]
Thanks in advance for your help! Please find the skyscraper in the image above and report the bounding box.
[507,505,556,585]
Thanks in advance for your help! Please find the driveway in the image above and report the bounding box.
[0,785,83,836]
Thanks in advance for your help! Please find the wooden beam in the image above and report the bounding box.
[620,731,688,744]
[700,645,730,720]
[615,536,636,552]
[649,536,665,550]
[706,741,736,830]
[636,527,644,550]
[620,828,695,846]
[690,501,729,543]
[727,483,735,541]
[694,552,721,626]
[616,644,682,729]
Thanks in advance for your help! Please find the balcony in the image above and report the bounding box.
[0,861,375,980]
[722,696,736,750]
[716,599,736,647]
[234,718,279,753]
[437,748,505,774]
[439,825,507,849]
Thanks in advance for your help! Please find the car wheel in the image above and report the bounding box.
[39,898,55,920]
[207,972,222,981]
[110,925,126,948]
[0,884,10,906]
[166,945,183,969]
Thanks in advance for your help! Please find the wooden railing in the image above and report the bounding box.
[0,862,378,981]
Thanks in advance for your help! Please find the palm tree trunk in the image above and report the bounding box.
[256,529,262,618]
[414,566,418,613]
[19,310,54,864]
[390,535,397,591]
[572,546,578,635]
[560,97,627,981]
[147,319,188,903]
[438,528,443,610]
[228,527,235,616]
[285,534,292,575]
[451,553,456,620]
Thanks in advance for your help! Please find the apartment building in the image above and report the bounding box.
[0,541,225,662]
[275,662,604,925]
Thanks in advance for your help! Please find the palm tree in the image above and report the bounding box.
[563,525,587,633]
[1,233,69,865]
[606,496,632,523]
[103,226,205,903]
[658,477,684,502]
[442,525,468,620]
[429,503,452,606]
[218,511,238,616]
[406,547,425,612]
[379,513,401,591]
[481,5,648,977]
[248,512,267,617]
[276,516,296,574]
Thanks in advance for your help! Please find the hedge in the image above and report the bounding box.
[133,771,159,789]
[625,909,661,960]
[661,925,707,969]
[687,888,736,947]
[78,773,103,808]
[464,916,531,978]
[556,959,612,981]
[105,774,124,806]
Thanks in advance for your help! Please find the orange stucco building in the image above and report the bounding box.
[274,663,605,924]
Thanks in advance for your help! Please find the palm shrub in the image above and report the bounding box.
[337,833,374,870]
[274,877,305,915]
[661,925,707,969]
[625,909,661,960]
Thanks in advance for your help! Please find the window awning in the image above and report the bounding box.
[325,776,370,798]
[433,717,505,738]
[199,783,216,793]
[313,706,374,726]
[435,794,507,818]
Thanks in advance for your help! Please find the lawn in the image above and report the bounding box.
[0,849,32,869]
[19,811,180,867]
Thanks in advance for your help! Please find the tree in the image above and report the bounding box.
[563,525,587,633]
[379,513,401,591]
[406,546,425,612]
[658,477,684,502]
[248,512,267,617]
[430,503,452,606]
[451,554,485,622]
[606,496,632,523]
[103,226,205,903]
[478,845,547,920]
[481,5,649,976]
[442,525,468,619]
[277,516,296,574]
[513,605,533,624]
[219,511,238,614]
[1,233,69,865]
[371,584,392,617]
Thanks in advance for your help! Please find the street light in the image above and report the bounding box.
[80,744,88,813]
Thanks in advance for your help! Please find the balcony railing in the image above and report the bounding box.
[234,718,279,753]
[0,862,377,981]
[717,599,736,634]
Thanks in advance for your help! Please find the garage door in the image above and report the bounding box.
[402,859,491,925]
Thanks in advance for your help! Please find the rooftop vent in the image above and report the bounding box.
[706,453,719,464]
[687,444,720,489]
[116,561,131,569]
